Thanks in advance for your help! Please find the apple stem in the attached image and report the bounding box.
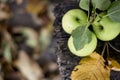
[88,7,97,23]
[101,42,108,57]
[108,42,120,53]
[88,0,93,21]
[106,42,110,66]
[106,43,110,58]
[86,22,91,27]
[101,42,110,66]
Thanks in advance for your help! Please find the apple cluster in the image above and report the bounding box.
[62,6,120,57]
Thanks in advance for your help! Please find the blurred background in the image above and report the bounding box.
[0,0,64,80]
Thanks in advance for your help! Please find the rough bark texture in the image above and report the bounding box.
[53,0,120,80]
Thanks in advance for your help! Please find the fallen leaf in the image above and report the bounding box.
[0,74,3,80]
[14,50,44,80]
[108,58,120,71]
[0,11,10,20]
[4,45,12,62]
[17,0,23,5]
[26,0,47,15]
[22,27,39,48]
[71,52,110,80]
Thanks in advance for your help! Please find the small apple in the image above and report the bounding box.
[92,13,120,41]
[62,9,88,34]
[68,32,97,57]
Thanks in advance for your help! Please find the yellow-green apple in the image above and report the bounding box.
[62,9,88,34]
[92,13,120,41]
[68,32,97,57]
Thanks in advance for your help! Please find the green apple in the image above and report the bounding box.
[92,13,120,41]
[62,9,88,34]
[68,32,97,57]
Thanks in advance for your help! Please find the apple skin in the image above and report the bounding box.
[92,13,120,41]
[68,32,97,57]
[62,9,88,34]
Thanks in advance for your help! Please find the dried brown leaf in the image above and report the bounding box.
[71,52,110,80]
[26,1,46,15]
[0,74,3,80]
[17,0,23,5]
[0,11,10,20]
[109,58,120,71]
[14,50,44,80]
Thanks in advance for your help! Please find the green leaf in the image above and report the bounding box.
[4,45,12,62]
[72,26,92,51]
[107,1,120,22]
[79,0,111,11]
[92,0,111,10]
[79,0,89,11]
